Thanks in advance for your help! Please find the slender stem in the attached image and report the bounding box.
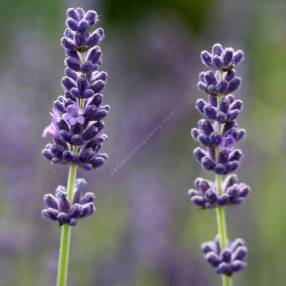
[215,90,233,286]
[215,175,233,286]
[56,163,77,286]
[222,273,233,286]
[80,98,84,109]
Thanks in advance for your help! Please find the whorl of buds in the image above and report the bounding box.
[201,236,247,276]
[42,178,95,226]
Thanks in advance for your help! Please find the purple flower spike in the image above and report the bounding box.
[189,43,250,278]
[42,8,110,228]
[201,236,247,276]
[42,7,109,171]
[192,44,247,176]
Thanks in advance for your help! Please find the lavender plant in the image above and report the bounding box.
[41,7,109,286]
[188,43,250,286]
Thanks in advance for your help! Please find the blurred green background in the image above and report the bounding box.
[0,0,285,285]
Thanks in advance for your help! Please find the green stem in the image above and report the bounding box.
[56,163,77,286]
[215,175,233,286]
[222,274,233,286]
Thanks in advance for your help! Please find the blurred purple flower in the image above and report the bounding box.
[42,110,60,138]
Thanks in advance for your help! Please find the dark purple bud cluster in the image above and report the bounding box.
[195,94,245,124]
[42,178,95,226]
[198,70,241,95]
[201,236,247,276]
[200,43,244,71]
[199,43,244,97]
[42,7,109,171]
[193,146,242,175]
[188,175,251,209]
[62,8,103,54]
[189,44,250,277]
[192,95,246,175]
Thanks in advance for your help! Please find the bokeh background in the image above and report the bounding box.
[0,0,285,285]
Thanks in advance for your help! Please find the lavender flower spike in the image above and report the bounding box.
[188,43,250,286]
[42,7,109,171]
[41,7,109,286]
